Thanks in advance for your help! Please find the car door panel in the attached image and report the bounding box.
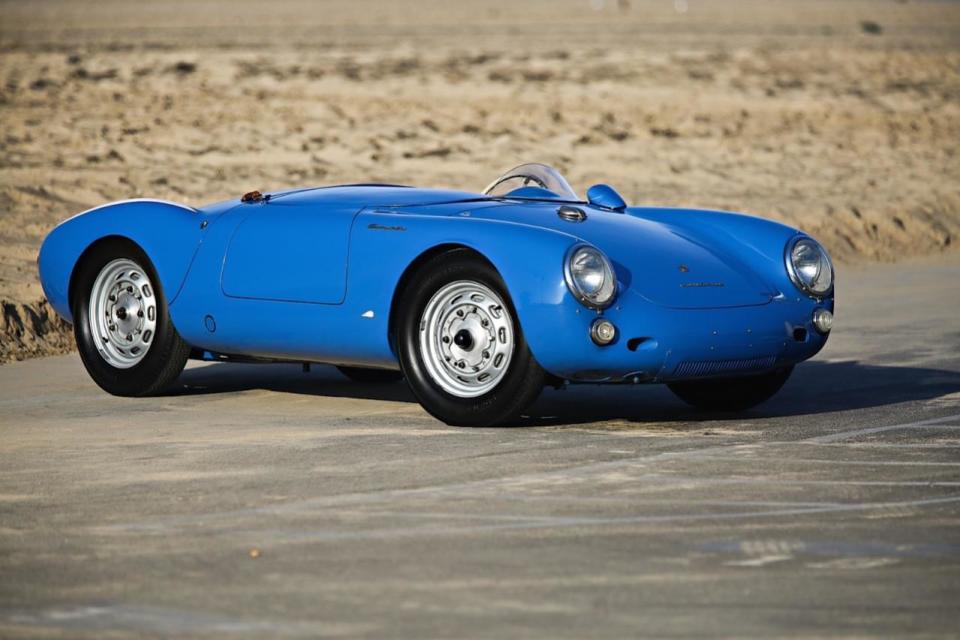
[221,201,360,304]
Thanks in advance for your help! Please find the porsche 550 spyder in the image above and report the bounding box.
[38,163,834,426]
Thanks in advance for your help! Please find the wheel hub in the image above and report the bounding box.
[453,328,474,351]
[88,258,158,369]
[419,281,515,398]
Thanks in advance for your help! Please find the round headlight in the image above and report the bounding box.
[786,236,834,297]
[564,244,617,309]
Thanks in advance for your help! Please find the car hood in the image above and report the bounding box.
[444,200,786,309]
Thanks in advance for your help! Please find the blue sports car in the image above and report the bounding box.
[38,163,834,426]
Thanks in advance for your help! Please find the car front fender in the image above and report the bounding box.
[345,209,584,368]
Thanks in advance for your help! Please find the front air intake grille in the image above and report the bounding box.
[672,355,777,379]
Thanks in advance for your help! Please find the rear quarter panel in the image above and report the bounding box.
[38,199,209,323]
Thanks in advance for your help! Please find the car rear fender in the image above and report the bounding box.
[38,199,208,323]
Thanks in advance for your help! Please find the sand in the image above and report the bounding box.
[1,0,958,362]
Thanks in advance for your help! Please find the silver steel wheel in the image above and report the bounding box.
[87,258,158,369]
[418,280,515,398]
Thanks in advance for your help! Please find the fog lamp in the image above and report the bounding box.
[812,308,833,335]
[590,318,617,346]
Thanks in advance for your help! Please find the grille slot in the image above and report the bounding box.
[672,355,777,379]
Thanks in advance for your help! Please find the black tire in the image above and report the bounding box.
[72,239,191,397]
[396,250,546,427]
[667,366,794,412]
[336,366,403,384]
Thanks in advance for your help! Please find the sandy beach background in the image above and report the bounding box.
[1,0,958,362]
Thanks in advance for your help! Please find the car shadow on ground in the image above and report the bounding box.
[174,362,416,404]
[526,359,960,427]
[173,359,960,427]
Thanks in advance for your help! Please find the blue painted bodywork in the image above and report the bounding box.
[38,183,833,382]
[586,184,627,211]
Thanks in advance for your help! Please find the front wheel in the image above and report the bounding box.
[396,251,545,427]
[72,239,191,396]
[667,366,793,412]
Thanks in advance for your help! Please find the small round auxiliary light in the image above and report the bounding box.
[812,308,833,335]
[590,318,617,346]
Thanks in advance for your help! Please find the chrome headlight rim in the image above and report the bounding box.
[785,235,834,299]
[563,243,618,310]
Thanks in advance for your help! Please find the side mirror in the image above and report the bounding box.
[586,184,626,212]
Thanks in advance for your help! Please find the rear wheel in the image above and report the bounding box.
[336,366,403,384]
[396,251,545,427]
[72,239,190,396]
[667,366,793,412]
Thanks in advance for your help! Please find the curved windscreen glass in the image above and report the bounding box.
[482,163,580,200]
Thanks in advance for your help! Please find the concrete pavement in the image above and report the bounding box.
[1,259,959,638]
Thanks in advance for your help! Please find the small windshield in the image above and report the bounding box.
[482,163,580,200]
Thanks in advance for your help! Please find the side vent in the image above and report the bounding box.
[557,205,587,222]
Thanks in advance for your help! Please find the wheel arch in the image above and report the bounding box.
[68,235,147,315]
[348,210,581,373]
[387,243,503,353]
